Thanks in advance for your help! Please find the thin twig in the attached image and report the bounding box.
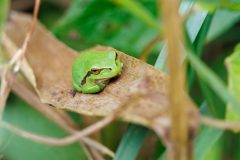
[86,146,106,160]
[9,0,40,69]
[1,116,110,145]
[0,118,114,157]
[0,67,11,113]
[0,92,144,146]
[82,138,114,158]
[200,115,240,131]
[0,0,41,115]
[0,70,114,157]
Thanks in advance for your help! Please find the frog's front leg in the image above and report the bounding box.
[81,76,106,93]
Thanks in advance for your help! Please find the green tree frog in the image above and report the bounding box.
[72,50,123,94]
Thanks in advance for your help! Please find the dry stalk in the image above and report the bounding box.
[160,0,191,160]
[139,35,162,62]
[0,0,40,115]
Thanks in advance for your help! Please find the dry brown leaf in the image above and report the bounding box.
[3,12,199,140]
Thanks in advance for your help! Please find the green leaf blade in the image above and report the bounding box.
[114,125,148,160]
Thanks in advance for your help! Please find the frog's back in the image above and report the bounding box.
[72,50,117,87]
[80,50,117,68]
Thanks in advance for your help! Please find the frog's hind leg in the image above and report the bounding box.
[72,81,83,92]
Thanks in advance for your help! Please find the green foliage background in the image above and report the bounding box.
[1,0,240,159]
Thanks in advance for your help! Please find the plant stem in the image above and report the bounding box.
[160,0,191,159]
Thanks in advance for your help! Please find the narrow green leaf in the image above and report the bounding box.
[185,12,227,119]
[188,14,213,89]
[114,124,148,160]
[192,14,213,55]
[155,1,208,70]
[225,44,240,121]
[198,81,225,118]
[195,126,223,160]
[207,10,240,41]
[186,11,209,43]
[194,103,224,160]
[183,5,228,160]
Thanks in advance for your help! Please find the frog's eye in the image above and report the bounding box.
[91,68,112,75]
[91,69,101,75]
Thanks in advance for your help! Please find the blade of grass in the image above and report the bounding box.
[207,9,240,41]
[195,125,223,160]
[155,2,208,71]
[194,102,224,160]
[185,13,222,118]
[183,7,228,160]
[114,125,148,160]
[198,81,225,118]
[187,14,213,89]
